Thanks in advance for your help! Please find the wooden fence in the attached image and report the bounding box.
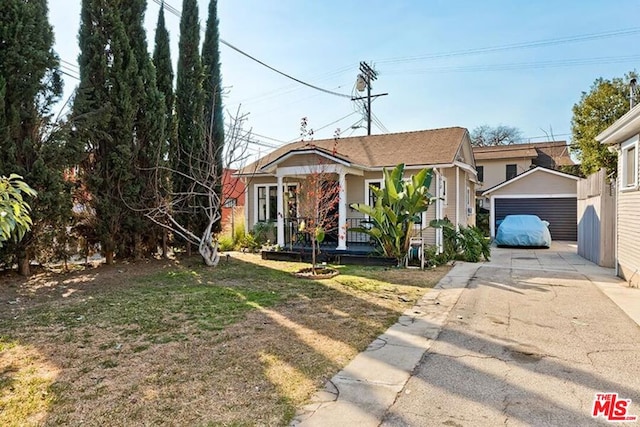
[577,169,615,267]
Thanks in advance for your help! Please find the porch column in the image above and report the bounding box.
[337,171,347,250]
[435,170,443,254]
[277,175,285,247]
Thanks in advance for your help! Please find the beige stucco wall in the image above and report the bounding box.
[477,158,533,192]
[487,171,577,197]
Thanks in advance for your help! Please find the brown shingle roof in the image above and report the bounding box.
[239,127,469,174]
[473,141,574,166]
[474,147,537,160]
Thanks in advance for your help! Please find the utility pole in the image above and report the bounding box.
[352,61,387,135]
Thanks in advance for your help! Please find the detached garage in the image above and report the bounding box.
[482,167,580,241]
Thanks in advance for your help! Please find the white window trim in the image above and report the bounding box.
[621,135,639,192]
[254,183,301,225]
[440,176,448,206]
[253,183,278,224]
[364,178,383,205]
[284,183,299,219]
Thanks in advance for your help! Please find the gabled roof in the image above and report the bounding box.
[473,141,573,166]
[481,165,580,196]
[239,127,470,175]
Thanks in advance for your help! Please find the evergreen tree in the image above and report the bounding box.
[175,0,206,253]
[153,3,175,257]
[202,0,225,234]
[72,0,137,265]
[154,3,176,155]
[0,0,78,275]
[121,0,166,258]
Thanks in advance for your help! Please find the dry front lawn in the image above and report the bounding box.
[0,253,450,426]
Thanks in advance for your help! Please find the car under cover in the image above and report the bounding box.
[495,214,551,248]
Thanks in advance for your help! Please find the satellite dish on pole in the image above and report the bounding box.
[356,74,366,92]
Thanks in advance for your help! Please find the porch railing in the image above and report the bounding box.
[283,217,371,247]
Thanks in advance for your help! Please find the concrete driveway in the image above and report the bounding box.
[294,242,640,426]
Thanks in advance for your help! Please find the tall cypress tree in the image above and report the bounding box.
[73,0,137,264]
[202,0,225,234]
[121,0,166,258]
[175,0,205,254]
[0,0,78,275]
[154,3,175,155]
[153,3,175,257]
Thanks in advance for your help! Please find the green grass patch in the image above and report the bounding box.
[0,253,450,426]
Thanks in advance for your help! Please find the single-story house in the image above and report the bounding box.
[596,104,640,287]
[236,127,478,253]
[481,166,580,240]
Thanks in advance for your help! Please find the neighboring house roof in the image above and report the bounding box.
[473,141,574,167]
[481,165,580,196]
[238,127,470,175]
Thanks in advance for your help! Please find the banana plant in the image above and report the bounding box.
[350,164,433,264]
[0,174,37,248]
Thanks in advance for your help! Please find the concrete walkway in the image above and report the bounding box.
[292,242,640,426]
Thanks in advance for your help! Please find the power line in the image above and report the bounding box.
[382,54,640,75]
[61,58,79,71]
[377,27,640,64]
[150,0,352,99]
[287,111,360,143]
[250,132,287,144]
[60,70,79,80]
[371,112,390,133]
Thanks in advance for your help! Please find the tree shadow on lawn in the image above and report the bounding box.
[0,252,446,426]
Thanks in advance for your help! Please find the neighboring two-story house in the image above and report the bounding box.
[473,141,580,241]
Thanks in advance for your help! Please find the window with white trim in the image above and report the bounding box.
[257,184,278,222]
[440,176,448,206]
[285,184,298,218]
[366,180,382,207]
[621,136,638,190]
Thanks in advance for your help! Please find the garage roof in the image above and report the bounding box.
[481,166,580,196]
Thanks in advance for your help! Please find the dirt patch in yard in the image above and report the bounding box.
[0,253,450,426]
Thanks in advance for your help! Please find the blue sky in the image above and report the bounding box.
[50,0,640,154]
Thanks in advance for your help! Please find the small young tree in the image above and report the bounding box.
[296,170,340,273]
[294,119,340,273]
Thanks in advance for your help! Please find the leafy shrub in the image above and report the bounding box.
[458,226,491,262]
[252,222,276,245]
[239,233,261,252]
[232,213,245,244]
[475,205,490,237]
[429,219,490,263]
[218,235,235,252]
